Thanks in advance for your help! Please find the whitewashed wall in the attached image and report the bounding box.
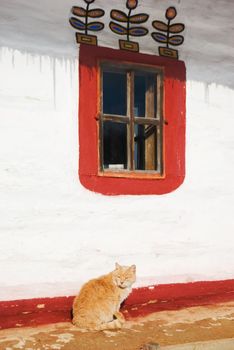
[0,0,234,301]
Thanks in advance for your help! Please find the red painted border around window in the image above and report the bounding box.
[0,280,234,330]
[79,45,186,195]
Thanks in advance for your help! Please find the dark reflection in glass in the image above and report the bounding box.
[103,72,127,115]
[134,75,146,117]
[134,73,157,119]
[103,121,127,170]
[134,124,158,171]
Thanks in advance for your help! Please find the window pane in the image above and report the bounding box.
[103,121,127,170]
[134,74,157,118]
[134,75,146,117]
[103,72,127,115]
[134,124,160,171]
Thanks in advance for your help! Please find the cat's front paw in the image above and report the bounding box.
[114,311,125,324]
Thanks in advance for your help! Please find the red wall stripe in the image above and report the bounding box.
[0,280,233,330]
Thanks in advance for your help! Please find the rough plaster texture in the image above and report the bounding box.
[0,0,234,300]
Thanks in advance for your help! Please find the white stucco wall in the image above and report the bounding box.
[0,0,234,301]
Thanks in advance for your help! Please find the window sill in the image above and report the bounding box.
[98,170,165,180]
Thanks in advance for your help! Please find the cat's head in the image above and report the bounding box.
[112,263,136,289]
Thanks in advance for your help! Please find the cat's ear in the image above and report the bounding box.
[115,262,121,269]
[130,264,136,273]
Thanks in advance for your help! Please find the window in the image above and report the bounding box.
[78,45,186,195]
[100,64,163,176]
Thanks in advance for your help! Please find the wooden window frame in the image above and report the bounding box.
[99,62,164,178]
[78,45,186,195]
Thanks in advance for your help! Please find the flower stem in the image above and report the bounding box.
[127,9,132,41]
[166,19,170,48]
[85,3,90,35]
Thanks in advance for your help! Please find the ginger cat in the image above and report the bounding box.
[72,263,136,331]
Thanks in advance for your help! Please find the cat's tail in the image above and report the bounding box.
[72,318,123,331]
[96,318,123,331]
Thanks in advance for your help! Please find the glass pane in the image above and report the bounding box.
[103,121,127,170]
[134,75,146,117]
[103,72,127,115]
[134,74,157,118]
[134,124,159,171]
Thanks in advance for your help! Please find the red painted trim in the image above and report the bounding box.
[122,279,234,318]
[78,45,186,195]
[0,297,73,330]
[0,280,234,330]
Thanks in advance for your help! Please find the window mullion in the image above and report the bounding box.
[99,113,104,171]
[144,74,156,171]
[102,114,129,123]
[127,70,134,171]
[157,73,164,175]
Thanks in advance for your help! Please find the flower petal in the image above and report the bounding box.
[126,0,138,10]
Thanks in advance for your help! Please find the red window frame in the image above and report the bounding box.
[78,44,186,195]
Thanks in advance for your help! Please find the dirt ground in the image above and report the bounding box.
[0,302,233,350]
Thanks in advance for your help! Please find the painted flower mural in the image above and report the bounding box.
[151,6,185,59]
[69,0,105,46]
[69,0,185,59]
[110,0,149,52]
